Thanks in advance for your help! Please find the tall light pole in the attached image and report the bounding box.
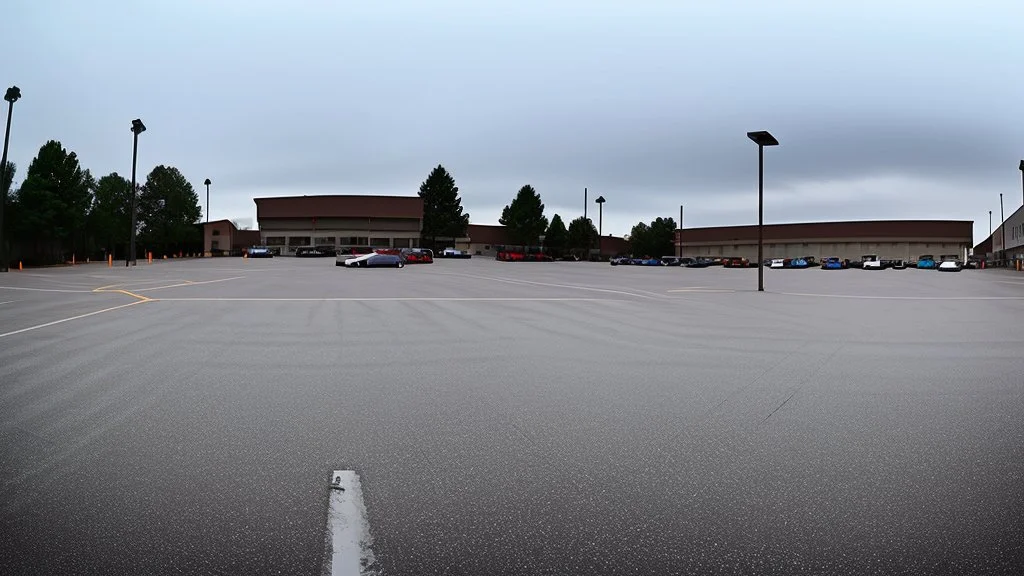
[584,187,588,222]
[595,196,605,259]
[1018,160,1023,207]
[747,131,779,291]
[1000,192,1005,266]
[128,119,146,266]
[678,205,684,258]
[204,178,212,223]
[989,210,993,237]
[0,86,21,273]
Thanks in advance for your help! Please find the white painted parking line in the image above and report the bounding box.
[325,470,377,576]
[133,276,245,292]
[153,297,623,302]
[0,300,16,305]
[0,300,148,339]
[777,292,1024,300]
[429,271,660,299]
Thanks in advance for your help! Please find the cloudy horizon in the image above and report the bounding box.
[6,0,1023,243]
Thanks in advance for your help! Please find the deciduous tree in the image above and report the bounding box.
[567,216,598,256]
[88,173,132,259]
[138,165,202,255]
[14,141,94,262]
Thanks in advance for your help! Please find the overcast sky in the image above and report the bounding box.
[6,0,1024,242]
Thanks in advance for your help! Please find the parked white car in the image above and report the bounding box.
[937,255,963,272]
[770,259,786,269]
[862,255,883,270]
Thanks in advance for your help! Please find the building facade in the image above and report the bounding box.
[454,224,630,257]
[254,195,424,255]
[978,204,1024,265]
[203,219,261,255]
[676,220,973,262]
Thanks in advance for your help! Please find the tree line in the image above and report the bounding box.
[418,164,677,257]
[2,140,202,266]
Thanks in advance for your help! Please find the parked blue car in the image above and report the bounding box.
[821,257,846,270]
[640,258,663,266]
[788,258,810,269]
[916,254,937,269]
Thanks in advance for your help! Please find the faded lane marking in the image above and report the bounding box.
[777,292,1024,300]
[325,470,377,576]
[133,276,245,292]
[427,270,659,300]
[0,286,92,293]
[668,288,737,293]
[153,297,624,302]
[0,300,17,305]
[0,300,149,340]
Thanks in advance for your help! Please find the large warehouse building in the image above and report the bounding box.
[253,195,423,255]
[676,220,974,262]
[240,195,976,262]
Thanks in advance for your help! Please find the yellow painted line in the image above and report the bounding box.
[92,286,153,301]
[0,286,91,293]
[0,300,148,339]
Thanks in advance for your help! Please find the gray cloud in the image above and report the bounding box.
[5,0,1023,244]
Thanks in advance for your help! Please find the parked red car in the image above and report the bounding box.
[401,248,434,264]
[722,256,750,268]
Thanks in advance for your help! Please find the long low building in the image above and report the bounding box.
[455,224,630,257]
[676,220,974,262]
[253,195,423,255]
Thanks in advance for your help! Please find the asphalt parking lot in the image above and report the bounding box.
[2,258,1024,575]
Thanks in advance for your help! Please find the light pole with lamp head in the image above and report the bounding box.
[678,205,684,258]
[0,86,21,273]
[1000,193,1005,267]
[1018,160,1023,207]
[746,130,779,291]
[595,196,606,259]
[127,119,146,266]
[204,178,212,223]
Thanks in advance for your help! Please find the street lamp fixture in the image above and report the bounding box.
[0,86,22,273]
[128,119,146,266]
[204,178,212,224]
[746,130,779,292]
[1018,160,1023,206]
[595,196,606,259]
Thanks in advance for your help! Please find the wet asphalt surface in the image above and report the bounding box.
[2,259,1023,575]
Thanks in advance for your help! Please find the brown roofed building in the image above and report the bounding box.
[203,220,263,255]
[254,195,424,254]
[452,224,508,256]
[675,220,973,262]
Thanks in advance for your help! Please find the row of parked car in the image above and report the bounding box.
[611,254,973,271]
[333,247,475,268]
